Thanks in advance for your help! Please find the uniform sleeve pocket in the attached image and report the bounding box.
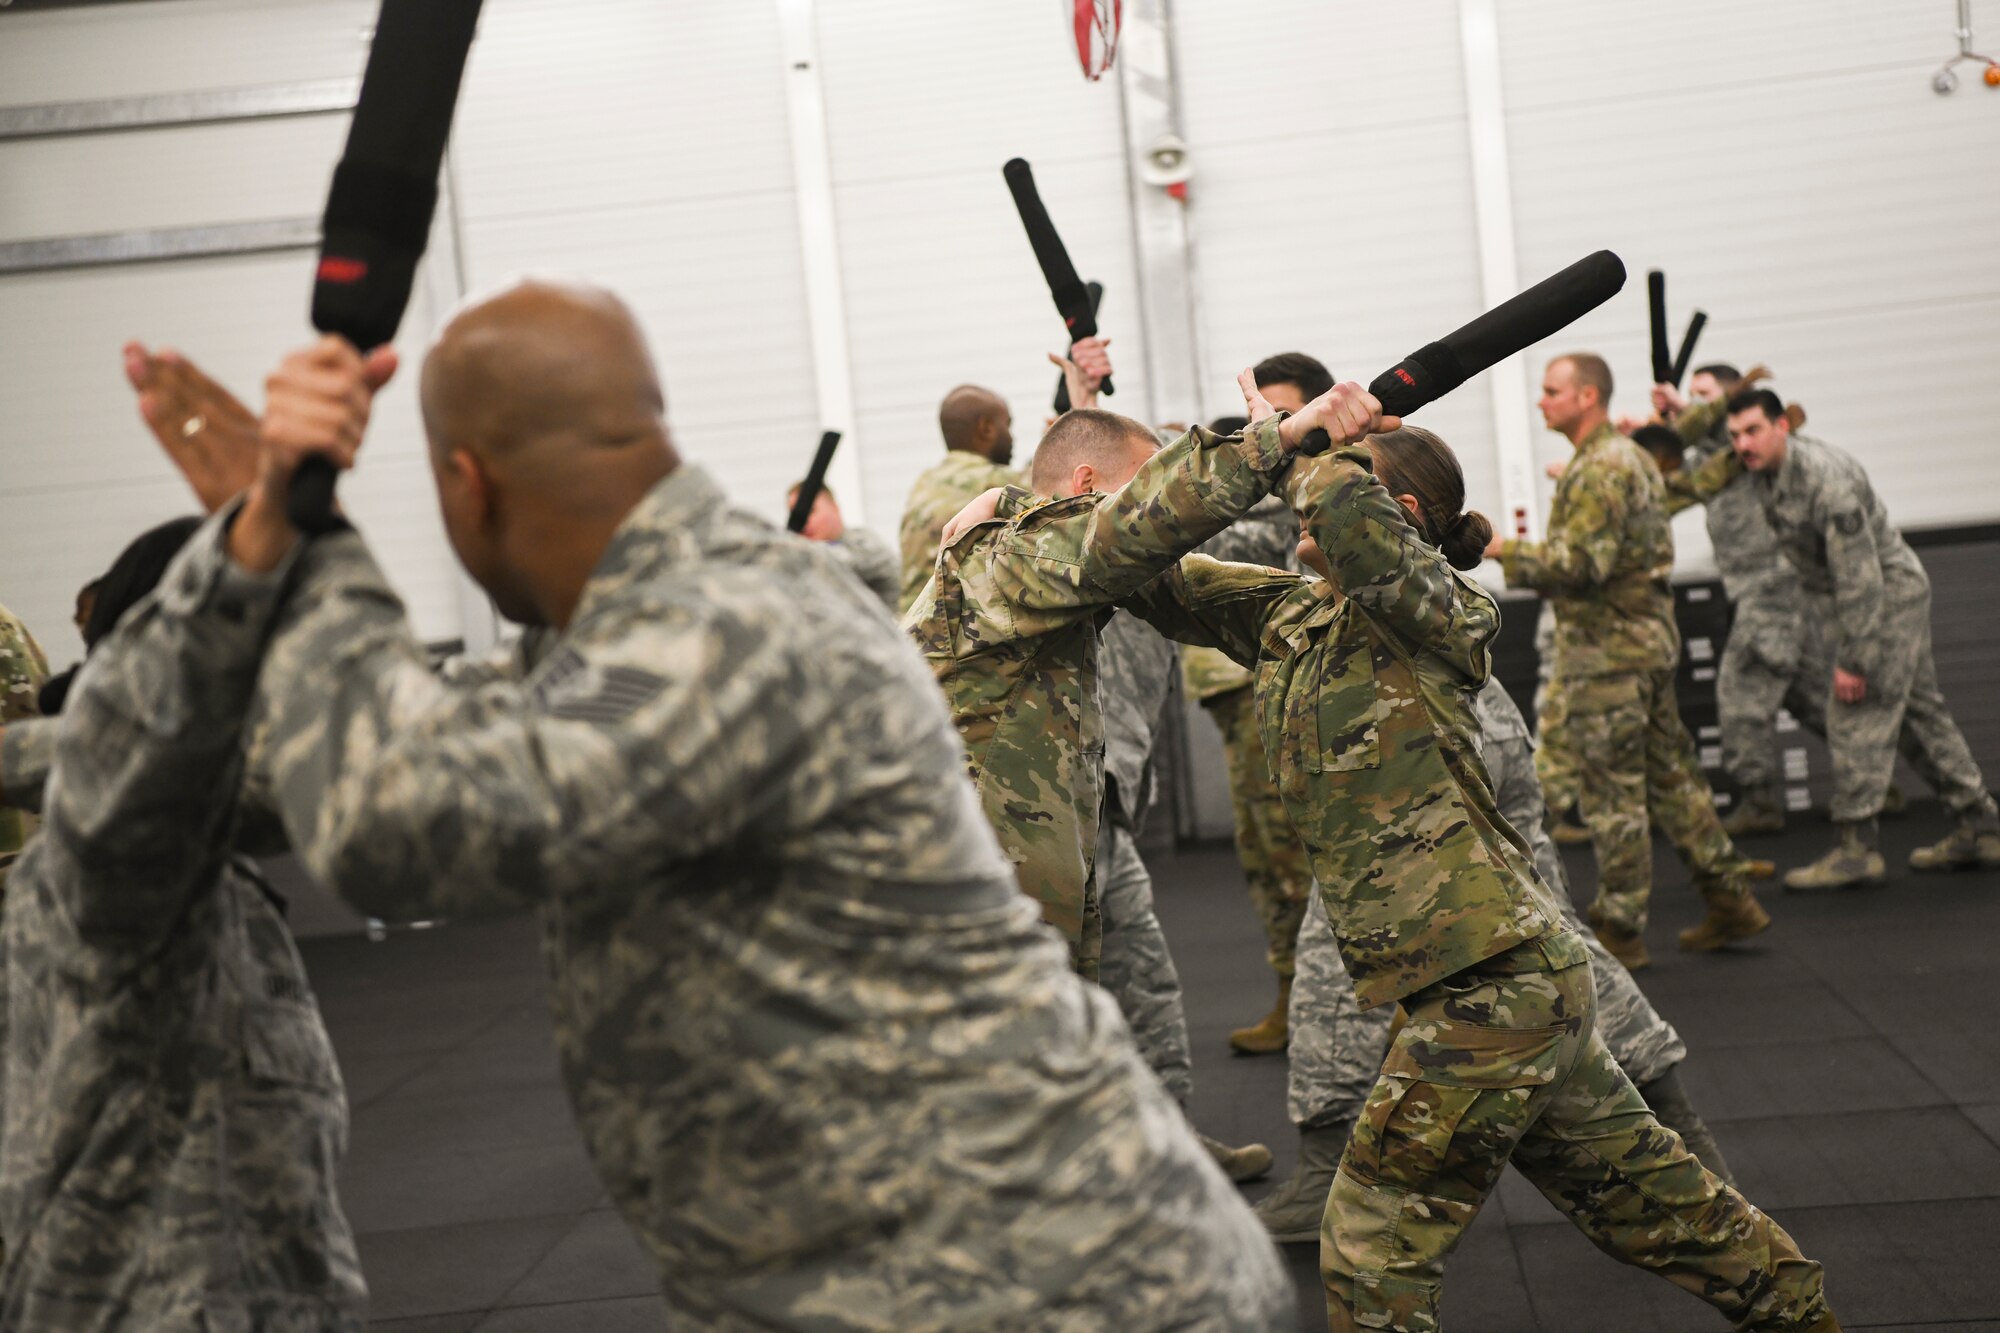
[1309,634,1381,773]
[241,987,341,1093]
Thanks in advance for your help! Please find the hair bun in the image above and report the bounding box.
[1439,509,1493,571]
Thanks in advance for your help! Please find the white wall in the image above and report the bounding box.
[0,0,459,667]
[1174,0,1500,518]
[1499,0,2000,556]
[813,0,1140,528]
[5,0,1999,670]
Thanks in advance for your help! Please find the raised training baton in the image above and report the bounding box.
[1648,269,1673,386]
[1668,309,1708,389]
[1300,250,1628,454]
[1003,157,1114,398]
[786,431,844,534]
[290,0,483,535]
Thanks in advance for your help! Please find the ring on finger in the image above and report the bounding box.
[182,415,206,438]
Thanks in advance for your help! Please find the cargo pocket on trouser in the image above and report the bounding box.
[1325,1015,1569,1332]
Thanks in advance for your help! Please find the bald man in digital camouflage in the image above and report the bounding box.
[129,278,1291,1332]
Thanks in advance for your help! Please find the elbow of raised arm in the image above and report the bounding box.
[293,789,442,923]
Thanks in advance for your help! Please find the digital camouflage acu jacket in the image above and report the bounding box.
[193,465,1287,1331]
[1670,430,1926,681]
[0,548,362,1332]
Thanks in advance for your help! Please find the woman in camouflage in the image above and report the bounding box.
[1127,386,1835,1333]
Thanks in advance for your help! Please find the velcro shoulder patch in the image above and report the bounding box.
[531,647,666,724]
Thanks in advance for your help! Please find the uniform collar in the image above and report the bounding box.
[568,463,728,624]
[1575,420,1622,455]
[1770,435,1806,497]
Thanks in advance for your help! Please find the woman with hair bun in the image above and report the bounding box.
[1126,380,1834,1333]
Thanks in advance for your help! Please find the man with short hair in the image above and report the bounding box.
[785,480,899,611]
[1717,388,1999,886]
[897,383,1016,610]
[129,280,1294,1329]
[1489,353,1767,969]
[1180,351,1329,1054]
[1650,363,1837,839]
[909,367,1387,983]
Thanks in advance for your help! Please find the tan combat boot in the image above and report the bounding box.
[1251,1118,1351,1243]
[1593,922,1651,971]
[1678,890,1772,951]
[1721,787,1786,838]
[1909,822,2000,872]
[1784,821,1886,893]
[1198,1132,1273,1184]
[1229,975,1291,1056]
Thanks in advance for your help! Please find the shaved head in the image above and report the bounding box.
[422,278,666,475]
[1027,409,1157,499]
[938,384,1013,463]
[419,277,678,628]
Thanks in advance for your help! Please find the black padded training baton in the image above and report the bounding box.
[289,0,483,535]
[1648,269,1673,387]
[1003,158,1114,399]
[1648,269,1707,389]
[1300,250,1629,454]
[786,431,844,534]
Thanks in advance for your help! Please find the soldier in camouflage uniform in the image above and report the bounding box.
[1653,366,1829,836]
[1494,354,1768,970]
[1098,608,1272,1182]
[0,528,364,1330]
[1690,389,2000,889]
[1185,484,1315,1054]
[787,480,900,611]
[897,384,1019,611]
[0,603,49,890]
[1191,358,1341,1054]
[1120,407,1833,1332]
[1530,601,1589,842]
[1252,672,1735,1242]
[151,285,1290,1330]
[908,351,1317,982]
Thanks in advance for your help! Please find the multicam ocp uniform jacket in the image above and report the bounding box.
[1125,446,1587,1009]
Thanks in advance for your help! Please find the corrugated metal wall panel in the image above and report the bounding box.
[814,0,1140,538]
[1172,0,1499,515]
[1502,5,2000,534]
[0,0,371,105]
[0,247,457,664]
[450,0,819,530]
[0,116,348,244]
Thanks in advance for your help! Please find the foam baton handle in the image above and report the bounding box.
[1299,250,1628,455]
[1051,281,1103,413]
[1003,157,1113,397]
[786,431,844,534]
[289,0,484,535]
